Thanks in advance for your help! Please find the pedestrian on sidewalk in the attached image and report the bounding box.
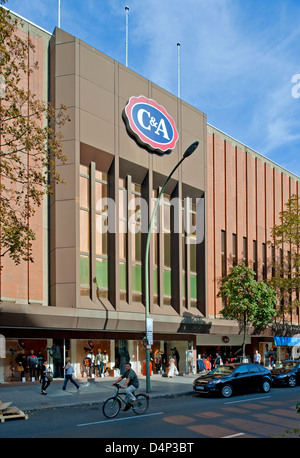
[40,360,52,395]
[254,350,261,364]
[167,355,178,378]
[15,349,28,382]
[62,357,80,391]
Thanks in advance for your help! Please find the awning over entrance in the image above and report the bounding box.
[273,336,300,346]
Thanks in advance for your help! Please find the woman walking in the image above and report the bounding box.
[41,360,52,395]
[167,355,178,378]
[62,357,80,391]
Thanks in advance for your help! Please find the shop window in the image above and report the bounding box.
[95,170,108,297]
[119,179,127,300]
[80,165,90,296]
[152,190,158,304]
[232,233,237,267]
[131,182,142,302]
[253,240,257,273]
[262,242,266,279]
[80,210,90,254]
[80,255,90,295]
[77,340,111,378]
[189,202,197,307]
[183,198,198,308]
[162,193,171,305]
[243,236,248,266]
[221,230,226,277]
[80,164,109,298]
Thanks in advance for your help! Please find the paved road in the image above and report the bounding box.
[0,386,299,439]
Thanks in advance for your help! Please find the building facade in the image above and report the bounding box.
[0,12,299,382]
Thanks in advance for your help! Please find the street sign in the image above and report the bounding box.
[146,318,153,345]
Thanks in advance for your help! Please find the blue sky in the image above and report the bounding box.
[6,0,300,178]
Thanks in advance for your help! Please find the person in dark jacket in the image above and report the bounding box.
[27,350,38,381]
[15,350,27,382]
[40,360,52,395]
[36,351,45,381]
[172,347,180,372]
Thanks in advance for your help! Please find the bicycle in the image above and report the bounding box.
[102,383,149,418]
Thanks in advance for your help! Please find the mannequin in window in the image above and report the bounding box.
[102,350,109,376]
[27,350,38,381]
[95,349,104,377]
[83,352,91,377]
[87,350,95,377]
[50,343,62,378]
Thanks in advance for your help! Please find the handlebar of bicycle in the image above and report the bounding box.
[113,383,122,389]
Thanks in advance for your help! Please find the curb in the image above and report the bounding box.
[23,390,195,413]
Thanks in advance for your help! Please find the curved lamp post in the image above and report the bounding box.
[144,141,199,393]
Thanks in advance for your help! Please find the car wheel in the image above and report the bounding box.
[288,376,297,387]
[221,384,233,398]
[261,380,271,393]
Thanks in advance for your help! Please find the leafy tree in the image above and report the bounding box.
[217,263,277,360]
[267,194,300,324]
[0,1,69,266]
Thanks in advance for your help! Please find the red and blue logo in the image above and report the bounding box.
[122,95,179,154]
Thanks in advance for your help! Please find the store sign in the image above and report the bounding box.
[122,95,179,154]
[274,336,300,346]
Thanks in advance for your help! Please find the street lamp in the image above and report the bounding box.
[144,141,199,393]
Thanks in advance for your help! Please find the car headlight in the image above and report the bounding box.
[207,379,222,386]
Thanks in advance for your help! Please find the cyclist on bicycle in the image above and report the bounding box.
[113,362,139,411]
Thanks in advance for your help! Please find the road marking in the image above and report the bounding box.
[222,432,245,438]
[77,411,164,427]
[224,395,271,405]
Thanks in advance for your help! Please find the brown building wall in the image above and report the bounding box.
[207,125,300,319]
[0,18,50,305]
[1,15,300,342]
[49,28,206,325]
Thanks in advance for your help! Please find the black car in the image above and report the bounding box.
[193,363,272,398]
[271,360,300,387]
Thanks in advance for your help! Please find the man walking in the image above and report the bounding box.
[254,350,261,364]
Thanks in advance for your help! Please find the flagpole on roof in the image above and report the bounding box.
[58,0,61,28]
[125,6,129,67]
[177,43,181,99]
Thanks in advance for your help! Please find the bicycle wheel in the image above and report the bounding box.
[102,396,121,418]
[132,394,149,415]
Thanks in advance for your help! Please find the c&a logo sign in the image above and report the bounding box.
[122,95,179,154]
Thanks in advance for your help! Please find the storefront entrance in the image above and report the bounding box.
[1,337,195,382]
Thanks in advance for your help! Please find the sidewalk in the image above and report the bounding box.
[0,374,196,412]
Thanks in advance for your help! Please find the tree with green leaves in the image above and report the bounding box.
[0,1,69,266]
[267,194,300,326]
[217,263,277,360]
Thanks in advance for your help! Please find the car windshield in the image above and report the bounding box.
[210,365,236,375]
[274,361,298,370]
